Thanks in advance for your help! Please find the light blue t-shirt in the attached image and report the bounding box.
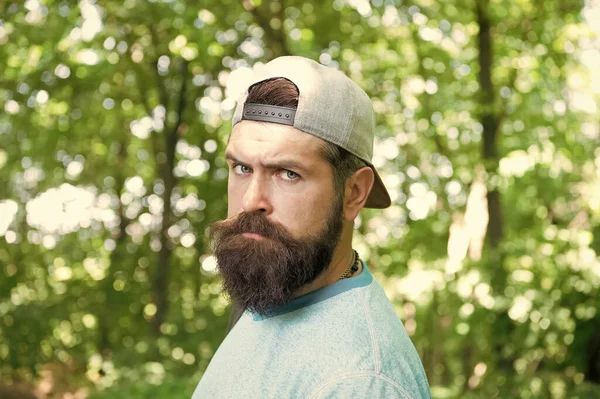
[192,262,431,398]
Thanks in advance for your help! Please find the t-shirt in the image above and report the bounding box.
[192,262,431,398]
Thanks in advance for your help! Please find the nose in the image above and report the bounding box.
[242,175,273,214]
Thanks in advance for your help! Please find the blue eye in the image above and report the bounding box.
[233,164,251,174]
[281,170,299,181]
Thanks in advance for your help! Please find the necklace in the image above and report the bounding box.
[339,250,360,280]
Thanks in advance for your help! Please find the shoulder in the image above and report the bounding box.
[305,372,427,399]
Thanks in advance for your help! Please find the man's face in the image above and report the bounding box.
[225,120,339,236]
[209,120,344,314]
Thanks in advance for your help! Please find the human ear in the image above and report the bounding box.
[343,167,374,221]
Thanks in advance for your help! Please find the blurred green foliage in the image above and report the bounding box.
[87,376,196,399]
[0,0,599,398]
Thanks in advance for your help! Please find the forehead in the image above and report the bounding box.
[227,120,326,161]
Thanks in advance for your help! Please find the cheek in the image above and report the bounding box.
[226,178,244,217]
[272,187,335,235]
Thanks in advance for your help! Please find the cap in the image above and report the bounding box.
[232,56,391,209]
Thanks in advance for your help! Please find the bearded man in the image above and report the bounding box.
[192,56,431,398]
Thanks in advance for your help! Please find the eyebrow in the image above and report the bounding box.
[225,151,309,173]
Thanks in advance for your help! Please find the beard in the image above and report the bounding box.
[208,200,344,316]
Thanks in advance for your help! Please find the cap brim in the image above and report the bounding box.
[365,165,391,209]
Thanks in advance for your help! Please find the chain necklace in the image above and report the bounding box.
[339,250,360,280]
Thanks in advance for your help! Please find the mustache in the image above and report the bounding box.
[209,211,292,242]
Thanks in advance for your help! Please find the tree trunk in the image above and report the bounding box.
[244,0,291,59]
[98,116,130,356]
[476,0,517,375]
[151,60,188,336]
[586,326,600,383]
[476,0,503,251]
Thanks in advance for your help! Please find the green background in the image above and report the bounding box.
[0,0,599,398]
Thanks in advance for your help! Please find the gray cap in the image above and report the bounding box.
[232,56,391,209]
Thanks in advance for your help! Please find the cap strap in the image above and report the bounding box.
[242,103,296,126]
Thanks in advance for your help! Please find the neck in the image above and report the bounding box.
[294,221,357,297]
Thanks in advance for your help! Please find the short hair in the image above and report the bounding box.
[245,77,368,195]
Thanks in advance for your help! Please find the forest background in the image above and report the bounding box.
[1,0,599,398]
